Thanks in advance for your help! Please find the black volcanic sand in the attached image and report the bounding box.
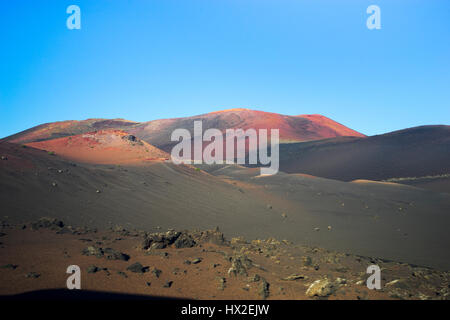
[1,141,450,270]
[279,125,450,184]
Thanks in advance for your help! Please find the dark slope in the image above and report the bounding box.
[0,142,277,238]
[279,125,450,182]
[200,164,450,270]
[2,141,449,269]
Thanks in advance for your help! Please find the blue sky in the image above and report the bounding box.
[1,0,449,138]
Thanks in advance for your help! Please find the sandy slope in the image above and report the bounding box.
[1,142,450,270]
[279,125,450,185]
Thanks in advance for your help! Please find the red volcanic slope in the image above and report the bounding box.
[126,109,366,149]
[26,130,169,165]
[6,119,139,144]
[4,109,365,149]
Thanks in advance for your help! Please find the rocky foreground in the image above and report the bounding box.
[0,218,449,300]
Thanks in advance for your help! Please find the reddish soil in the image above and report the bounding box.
[1,226,448,300]
[26,130,168,165]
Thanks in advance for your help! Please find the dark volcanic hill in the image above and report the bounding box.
[279,125,450,183]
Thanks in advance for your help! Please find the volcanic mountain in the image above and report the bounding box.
[4,109,365,152]
[25,130,169,165]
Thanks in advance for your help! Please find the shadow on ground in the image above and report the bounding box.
[0,289,187,301]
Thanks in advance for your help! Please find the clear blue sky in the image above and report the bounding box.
[1,0,449,138]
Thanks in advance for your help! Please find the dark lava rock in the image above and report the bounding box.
[127,262,149,273]
[192,227,227,246]
[122,135,137,142]
[174,233,196,248]
[104,248,130,261]
[1,264,18,270]
[31,217,64,231]
[141,230,181,250]
[25,272,40,279]
[152,268,162,278]
[163,281,173,288]
[82,246,104,258]
[87,265,100,274]
[117,271,128,278]
[228,254,253,276]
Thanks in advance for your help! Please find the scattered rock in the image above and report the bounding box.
[152,268,162,278]
[122,135,138,142]
[228,254,253,276]
[25,272,40,279]
[282,274,307,281]
[117,271,128,278]
[82,246,104,258]
[104,248,130,261]
[231,237,247,246]
[1,156,7,160]
[1,264,18,270]
[87,265,100,273]
[386,279,408,290]
[163,280,173,288]
[217,277,226,290]
[306,279,336,298]
[141,230,181,250]
[191,258,202,264]
[259,278,270,299]
[173,233,196,248]
[302,256,312,266]
[248,274,261,282]
[127,262,149,273]
[193,227,227,246]
[31,217,64,231]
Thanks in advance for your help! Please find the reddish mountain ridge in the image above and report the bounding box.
[4,109,365,152]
